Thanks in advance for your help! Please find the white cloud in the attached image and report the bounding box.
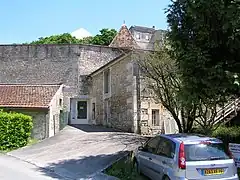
[71,28,92,39]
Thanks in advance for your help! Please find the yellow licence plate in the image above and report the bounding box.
[204,168,224,176]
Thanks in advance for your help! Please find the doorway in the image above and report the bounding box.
[70,99,89,124]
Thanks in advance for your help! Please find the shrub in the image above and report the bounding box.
[0,110,33,151]
[212,126,240,144]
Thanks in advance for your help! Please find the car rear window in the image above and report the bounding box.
[184,143,230,161]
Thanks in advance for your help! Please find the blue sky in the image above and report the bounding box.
[0,0,170,44]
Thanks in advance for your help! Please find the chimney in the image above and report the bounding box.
[152,26,155,29]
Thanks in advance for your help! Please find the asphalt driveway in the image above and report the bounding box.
[8,125,146,179]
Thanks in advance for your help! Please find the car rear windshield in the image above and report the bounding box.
[184,143,230,161]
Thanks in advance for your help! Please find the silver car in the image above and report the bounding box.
[134,133,239,180]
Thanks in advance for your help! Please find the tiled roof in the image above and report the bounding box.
[0,84,61,108]
[109,24,139,48]
[129,26,156,34]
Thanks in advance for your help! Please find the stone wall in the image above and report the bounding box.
[139,76,178,135]
[0,44,123,125]
[48,85,64,137]
[90,53,135,132]
[2,108,48,140]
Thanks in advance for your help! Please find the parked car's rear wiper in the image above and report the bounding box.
[209,156,224,160]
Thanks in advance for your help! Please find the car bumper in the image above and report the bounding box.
[174,174,239,180]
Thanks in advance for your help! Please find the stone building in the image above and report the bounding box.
[0,84,64,140]
[0,24,177,138]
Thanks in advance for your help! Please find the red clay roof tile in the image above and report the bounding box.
[0,84,61,108]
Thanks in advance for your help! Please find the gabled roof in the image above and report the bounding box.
[109,24,139,49]
[0,84,61,108]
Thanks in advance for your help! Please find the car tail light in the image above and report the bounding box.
[228,145,234,159]
[178,142,186,169]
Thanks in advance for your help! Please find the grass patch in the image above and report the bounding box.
[105,153,148,180]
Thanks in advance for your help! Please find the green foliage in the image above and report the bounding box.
[105,154,147,180]
[0,110,33,151]
[166,0,240,106]
[27,28,117,46]
[138,47,223,133]
[30,33,80,44]
[212,126,240,144]
[90,28,117,46]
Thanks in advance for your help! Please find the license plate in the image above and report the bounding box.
[204,168,224,176]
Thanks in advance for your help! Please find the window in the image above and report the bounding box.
[152,109,160,126]
[136,33,141,39]
[143,136,160,153]
[145,35,149,40]
[92,103,96,120]
[59,98,63,106]
[104,69,110,94]
[157,138,176,158]
[184,143,230,161]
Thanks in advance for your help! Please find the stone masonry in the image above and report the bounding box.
[0,44,124,117]
[89,53,135,132]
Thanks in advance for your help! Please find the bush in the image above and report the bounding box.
[0,110,33,151]
[212,126,240,144]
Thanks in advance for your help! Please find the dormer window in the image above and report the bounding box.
[59,98,63,106]
[136,33,141,39]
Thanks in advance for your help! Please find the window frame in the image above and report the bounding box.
[103,68,111,99]
[152,109,160,126]
[156,137,176,159]
[104,69,110,94]
[142,136,161,154]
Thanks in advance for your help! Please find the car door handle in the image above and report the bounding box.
[149,157,152,160]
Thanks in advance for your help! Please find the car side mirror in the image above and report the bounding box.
[138,146,144,151]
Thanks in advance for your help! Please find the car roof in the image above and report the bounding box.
[160,133,222,144]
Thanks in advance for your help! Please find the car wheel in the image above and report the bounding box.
[163,175,170,180]
[134,159,141,174]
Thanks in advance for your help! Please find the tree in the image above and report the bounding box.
[137,48,194,133]
[30,33,80,44]
[90,28,117,46]
[166,0,240,107]
[27,28,117,46]
[138,47,224,133]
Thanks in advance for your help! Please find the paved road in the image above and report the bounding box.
[7,125,146,179]
[0,154,65,180]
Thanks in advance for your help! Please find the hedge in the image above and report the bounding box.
[212,126,240,144]
[0,110,33,151]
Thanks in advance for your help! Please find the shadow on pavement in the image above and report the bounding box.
[70,124,123,133]
[38,151,128,179]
